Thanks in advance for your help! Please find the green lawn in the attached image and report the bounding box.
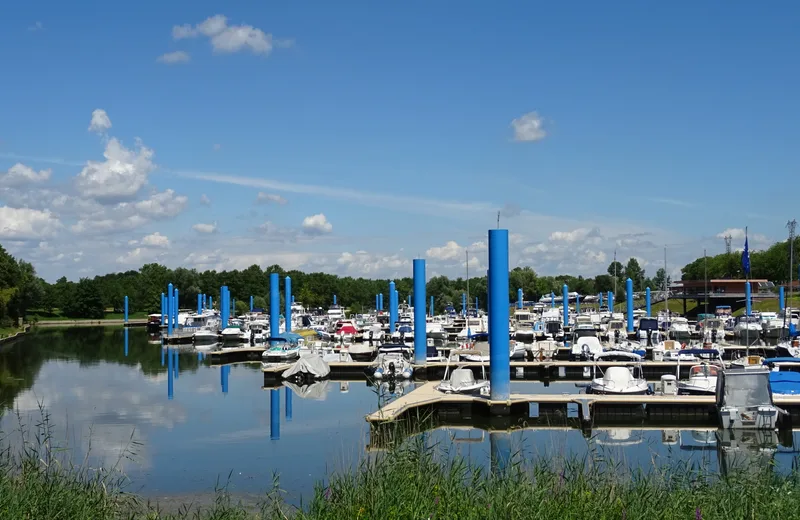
[0,327,23,338]
[25,309,149,321]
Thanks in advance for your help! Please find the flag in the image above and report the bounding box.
[741,232,750,276]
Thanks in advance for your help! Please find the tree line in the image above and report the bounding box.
[680,237,799,283]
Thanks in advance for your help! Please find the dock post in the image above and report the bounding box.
[488,229,510,405]
[174,288,179,328]
[270,389,280,440]
[389,281,397,334]
[333,294,337,306]
[517,288,523,309]
[486,269,491,335]
[250,295,254,312]
[646,287,651,316]
[124,295,129,323]
[598,292,603,309]
[167,348,174,400]
[124,328,129,357]
[270,273,280,341]
[286,387,293,421]
[197,294,202,315]
[626,278,634,332]
[413,259,427,365]
[490,431,511,474]
[779,286,785,311]
[221,365,228,394]
[608,291,614,313]
[745,281,752,316]
[562,284,569,327]
[430,295,434,316]
[285,276,292,332]
[551,291,555,308]
[220,286,229,328]
[375,294,379,311]
[576,294,581,314]
[379,293,383,311]
[167,283,174,336]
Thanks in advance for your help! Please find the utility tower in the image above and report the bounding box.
[724,235,732,254]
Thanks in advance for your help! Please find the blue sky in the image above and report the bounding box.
[0,2,798,281]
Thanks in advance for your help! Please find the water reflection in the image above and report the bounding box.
[0,327,799,504]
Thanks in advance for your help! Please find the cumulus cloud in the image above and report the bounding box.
[0,206,62,239]
[141,232,170,248]
[301,213,332,235]
[156,51,190,64]
[199,194,211,205]
[74,137,155,202]
[337,251,409,276]
[426,241,463,261]
[549,227,601,244]
[1,163,51,186]
[88,109,112,134]
[70,190,187,235]
[172,14,291,56]
[511,111,546,142]
[193,222,218,234]
[256,192,287,205]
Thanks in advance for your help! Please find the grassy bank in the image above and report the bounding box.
[25,309,149,322]
[3,425,800,520]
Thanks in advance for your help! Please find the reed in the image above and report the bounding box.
[3,410,800,519]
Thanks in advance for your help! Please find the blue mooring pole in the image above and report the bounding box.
[375,294,379,310]
[167,283,174,336]
[475,296,479,312]
[626,278,634,332]
[174,288,179,327]
[646,287,652,316]
[270,273,280,341]
[285,276,292,332]
[379,293,384,311]
[197,294,202,315]
[250,295,254,312]
[270,389,280,440]
[598,292,603,309]
[488,229,510,403]
[780,286,785,311]
[430,295,434,316]
[745,281,752,316]
[220,286,228,328]
[161,292,166,325]
[413,259,426,365]
[209,296,213,311]
[124,295,129,323]
[486,269,491,336]
[551,292,555,308]
[333,294,337,306]
[576,294,581,314]
[517,288,523,309]
[562,284,569,327]
[389,281,397,334]
[608,291,614,313]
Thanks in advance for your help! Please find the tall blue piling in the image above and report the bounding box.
[517,288,523,309]
[292,295,295,304]
[576,294,581,314]
[124,296,129,323]
[161,292,166,325]
[486,269,491,336]
[270,273,280,340]
[488,229,510,403]
[333,294,337,306]
[250,295,254,312]
[626,278,634,332]
[209,296,213,310]
[389,281,397,333]
[599,292,603,308]
[780,286,785,311]
[220,286,229,328]
[745,281,752,316]
[285,276,292,332]
[167,348,174,400]
[286,388,293,421]
[202,294,207,311]
[608,291,614,312]
[167,283,174,336]
[562,284,569,327]
[430,295,434,316]
[475,296,479,312]
[551,292,555,308]
[646,287,651,316]
[270,389,280,440]
[379,293,384,311]
[413,259,426,365]
[124,328,129,357]
[375,294,379,310]
[174,288,179,327]
[197,294,202,315]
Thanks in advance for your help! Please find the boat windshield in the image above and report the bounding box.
[690,365,720,377]
[573,328,597,339]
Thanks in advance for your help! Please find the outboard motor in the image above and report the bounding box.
[250,330,255,346]
[388,361,396,377]
[614,329,621,343]
[711,329,718,343]
[646,329,652,347]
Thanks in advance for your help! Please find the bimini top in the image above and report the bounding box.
[763,357,800,365]
[594,351,642,362]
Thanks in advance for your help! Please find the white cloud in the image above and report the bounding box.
[141,232,170,248]
[0,206,62,239]
[71,190,187,235]
[28,21,44,32]
[172,14,291,56]
[549,227,601,244]
[302,213,332,235]
[1,163,51,186]
[199,194,211,205]
[716,228,769,249]
[426,241,463,261]
[511,111,546,142]
[212,143,222,152]
[337,251,410,276]
[75,137,155,201]
[88,109,112,134]
[256,192,287,205]
[193,222,218,234]
[156,51,190,64]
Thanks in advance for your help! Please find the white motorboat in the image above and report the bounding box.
[262,339,301,362]
[570,324,603,360]
[589,352,649,395]
[248,320,269,343]
[606,319,627,343]
[513,309,535,342]
[436,366,489,395]
[730,355,765,369]
[676,349,724,395]
[220,323,245,346]
[733,316,762,338]
[425,319,447,340]
[193,328,218,344]
[776,338,800,358]
[372,345,413,380]
[668,317,692,340]
[760,312,784,339]
[702,318,727,344]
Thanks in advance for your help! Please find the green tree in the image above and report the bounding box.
[624,258,646,292]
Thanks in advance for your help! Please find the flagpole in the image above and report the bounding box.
[745,226,750,355]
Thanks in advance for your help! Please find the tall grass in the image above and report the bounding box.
[3,410,800,519]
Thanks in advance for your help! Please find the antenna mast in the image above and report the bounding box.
[724,235,732,255]
[789,219,797,311]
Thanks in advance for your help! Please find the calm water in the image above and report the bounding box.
[1,328,799,504]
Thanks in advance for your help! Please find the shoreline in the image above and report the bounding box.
[34,318,148,328]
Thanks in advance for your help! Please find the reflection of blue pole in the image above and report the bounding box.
[167,283,174,336]
[270,273,280,342]
[745,281,752,316]
[286,387,293,421]
[285,277,292,332]
[389,281,397,333]
[270,389,280,440]
[413,259,426,365]
[780,286,785,311]
[576,294,581,314]
[124,295,129,323]
[488,229,510,402]
[562,284,569,327]
[626,278,634,332]
[222,365,229,394]
[161,346,165,366]
[197,351,202,361]
[490,431,511,474]
[646,287,652,316]
[124,328,129,357]
[517,288,523,309]
[167,348,174,400]
[173,349,179,380]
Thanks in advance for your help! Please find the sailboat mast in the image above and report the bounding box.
[789,220,797,312]
[465,249,470,317]
[704,249,708,329]
[664,246,668,317]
